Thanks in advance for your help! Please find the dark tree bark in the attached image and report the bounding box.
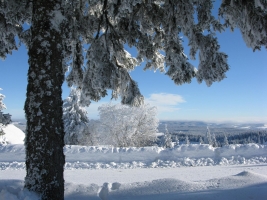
[24,1,65,199]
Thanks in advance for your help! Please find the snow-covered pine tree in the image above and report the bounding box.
[1,0,266,199]
[212,133,218,147]
[23,2,65,199]
[63,87,91,145]
[199,136,204,144]
[204,126,213,145]
[219,0,267,51]
[174,135,179,146]
[161,124,174,148]
[0,88,12,125]
[0,88,6,126]
[223,133,229,146]
[0,88,6,112]
[185,135,190,145]
[0,123,8,145]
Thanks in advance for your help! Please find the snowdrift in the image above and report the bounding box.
[64,144,267,162]
[64,144,267,168]
[1,143,266,170]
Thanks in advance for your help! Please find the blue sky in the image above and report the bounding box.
[1,14,267,123]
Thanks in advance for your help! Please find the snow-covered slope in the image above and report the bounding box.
[1,124,25,144]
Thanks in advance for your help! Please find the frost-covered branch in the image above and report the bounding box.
[219,0,267,50]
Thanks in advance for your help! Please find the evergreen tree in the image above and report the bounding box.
[185,135,190,145]
[1,0,266,198]
[199,136,204,144]
[161,124,173,148]
[257,132,261,144]
[223,133,229,146]
[0,88,6,111]
[0,88,12,125]
[63,87,90,145]
[23,2,65,199]
[174,135,179,146]
[204,126,213,145]
[212,133,218,147]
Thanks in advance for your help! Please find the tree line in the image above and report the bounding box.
[162,130,267,147]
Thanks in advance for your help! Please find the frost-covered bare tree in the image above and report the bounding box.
[1,0,266,199]
[97,103,158,147]
[63,87,91,145]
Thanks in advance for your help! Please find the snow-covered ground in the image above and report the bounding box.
[0,124,267,199]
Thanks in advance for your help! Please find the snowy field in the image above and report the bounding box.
[0,124,267,199]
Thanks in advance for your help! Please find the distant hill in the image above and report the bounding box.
[158,120,267,135]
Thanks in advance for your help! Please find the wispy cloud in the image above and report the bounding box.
[145,93,186,113]
[86,93,186,119]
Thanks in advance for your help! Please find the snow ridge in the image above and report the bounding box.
[0,144,266,170]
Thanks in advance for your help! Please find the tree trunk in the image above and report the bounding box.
[24,1,65,199]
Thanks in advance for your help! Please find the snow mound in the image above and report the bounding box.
[107,171,267,200]
[204,170,267,192]
[1,125,25,144]
[234,170,267,181]
[0,180,39,200]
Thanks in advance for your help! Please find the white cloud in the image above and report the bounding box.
[85,93,186,120]
[145,93,186,113]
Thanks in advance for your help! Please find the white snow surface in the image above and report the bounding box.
[0,125,267,199]
[1,124,25,144]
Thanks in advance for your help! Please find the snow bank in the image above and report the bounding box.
[64,144,267,162]
[63,144,267,168]
[0,144,266,170]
